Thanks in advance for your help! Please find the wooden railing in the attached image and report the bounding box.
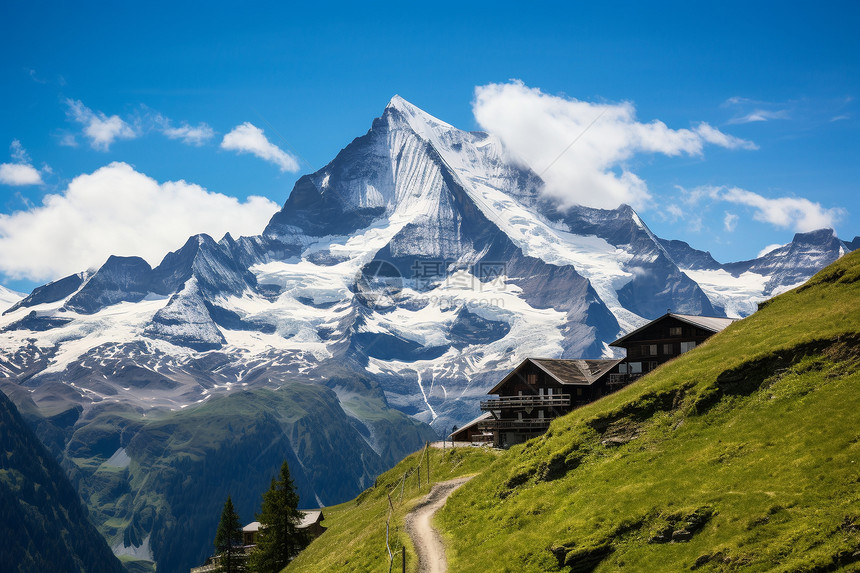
[478,418,553,431]
[479,394,571,410]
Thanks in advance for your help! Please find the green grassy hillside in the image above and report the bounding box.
[290,249,860,572]
[285,446,499,572]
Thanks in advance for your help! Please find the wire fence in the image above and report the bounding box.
[384,441,436,573]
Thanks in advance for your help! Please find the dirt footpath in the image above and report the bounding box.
[405,476,473,573]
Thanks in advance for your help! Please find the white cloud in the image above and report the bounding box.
[472,81,755,210]
[221,122,299,172]
[757,243,784,258]
[682,185,845,233]
[723,97,792,124]
[719,187,845,231]
[695,123,758,150]
[666,204,684,221]
[163,122,215,146]
[723,212,738,232]
[58,133,78,147]
[0,141,44,186]
[10,140,30,163]
[0,163,43,186]
[0,162,279,281]
[728,109,791,124]
[65,99,137,151]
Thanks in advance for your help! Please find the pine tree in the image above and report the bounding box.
[213,496,244,573]
[248,461,307,573]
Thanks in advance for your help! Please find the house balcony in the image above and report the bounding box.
[478,418,553,431]
[479,394,571,411]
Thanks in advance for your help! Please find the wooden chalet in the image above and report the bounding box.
[449,412,494,443]
[240,510,325,546]
[608,313,736,387]
[477,358,623,447]
[454,313,737,449]
[190,511,325,573]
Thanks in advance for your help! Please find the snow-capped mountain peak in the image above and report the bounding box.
[0,96,852,431]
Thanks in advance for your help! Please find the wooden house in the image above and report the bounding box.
[477,358,623,447]
[192,511,325,572]
[449,412,494,443]
[455,313,737,449]
[240,510,325,547]
[608,313,735,387]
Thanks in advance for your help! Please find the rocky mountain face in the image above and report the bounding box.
[0,96,852,571]
[0,388,127,573]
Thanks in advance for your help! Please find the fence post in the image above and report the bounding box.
[402,547,406,572]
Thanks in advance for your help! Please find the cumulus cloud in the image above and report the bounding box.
[472,81,756,210]
[757,243,784,257]
[0,162,279,281]
[0,163,43,186]
[162,122,215,146]
[719,187,845,231]
[221,122,299,172]
[0,140,44,186]
[683,185,845,233]
[66,99,137,151]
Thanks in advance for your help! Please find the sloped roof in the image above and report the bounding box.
[242,510,322,532]
[448,412,492,438]
[298,510,322,528]
[670,313,737,332]
[610,313,737,347]
[488,357,624,394]
[243,521,261,533]
[533,358,624,385]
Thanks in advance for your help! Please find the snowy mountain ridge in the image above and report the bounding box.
[0,96,853,430]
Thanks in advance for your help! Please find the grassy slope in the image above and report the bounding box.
[286,249,859,572]
[434,249,860,572]
[285,446,500,573]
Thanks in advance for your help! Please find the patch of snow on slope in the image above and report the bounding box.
[0,285,24,312]
[0,295,175,375]
[681,268,770,318]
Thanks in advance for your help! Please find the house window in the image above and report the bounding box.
[642,344,657,356]
[517,412,523,421]
[538,410,544,420]
[680,341,697,353]
[527,373,537,384]
[629,362,642,374]
[663,343,674,355]
[618,363,628,374]
[669,327,682,336]
[576,388,583,396]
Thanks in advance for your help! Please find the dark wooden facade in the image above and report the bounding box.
[478,358,622,447]
[608,313,735,386]
[462,313,736,449]
[449,413,493,443]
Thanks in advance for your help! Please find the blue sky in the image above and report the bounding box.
[1,1,858,293]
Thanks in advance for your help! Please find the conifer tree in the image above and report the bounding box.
[248,461,306,573]
[213,495,244,573]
